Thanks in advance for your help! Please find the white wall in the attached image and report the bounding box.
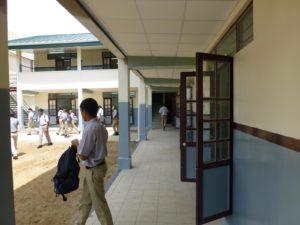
[34,92,48,110]
[20,70,118,90]
[82,49,103,66]
[19,69,140,90]
[234,0,300,139]
[34,50,55,68]
[23,95,36,109]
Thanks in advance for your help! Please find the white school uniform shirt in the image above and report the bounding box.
[58,110,63,119]
[10,117,19,133]
[77,118,108,167]
[38,113,49,126]
[159,106,168,116]
[97,108,104,119]
[28,111,34,121]
[61,112,68,121]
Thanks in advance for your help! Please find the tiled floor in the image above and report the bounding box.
[85,127,221,225]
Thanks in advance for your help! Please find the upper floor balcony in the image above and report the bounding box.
[8,33,118,74]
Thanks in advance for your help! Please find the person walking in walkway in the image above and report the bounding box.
[27,108,37,135]
[10,112,19,160]
[62,109,70,138]
[37,108,53,148]
[159,104,168,130]
[112,106,119,135]
[69,109,80,134]
[56,108,64,135]
[71,98,114,225]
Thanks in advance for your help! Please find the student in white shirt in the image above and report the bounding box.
[159,104,168,130]
[37,108,53,148]
[27,108,37,135]
[56,108,64,135]
[10,112,19,159]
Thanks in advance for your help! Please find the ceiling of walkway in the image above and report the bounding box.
[59,0,243,89]
[77,0,238,57]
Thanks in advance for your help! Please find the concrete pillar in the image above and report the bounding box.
[0,0,16,224]
[77,87,84,130]
[16,50,23,129]
[118,59,131,169]
[138,79,147,141]
[77,47,82,71]
[147,86,153,130]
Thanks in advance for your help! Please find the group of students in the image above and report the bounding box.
[10,108,54,159]
[56,108,80,138]
[11,98,114,225]
[10,104,119,160]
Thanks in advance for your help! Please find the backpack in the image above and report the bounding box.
[53,146,80,201]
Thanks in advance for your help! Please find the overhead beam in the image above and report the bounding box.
[151,86,179,93]
[23,90,38,95]
[131,70,145,81]
[127,56,195,69]
[57,0,126,59]
[144,78,180,85]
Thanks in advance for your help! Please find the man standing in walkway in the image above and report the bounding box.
[159,104,168,130]
[10,112,19,160]
[71,98,114,225]
[112,106,119,135]
[37,108,53,148]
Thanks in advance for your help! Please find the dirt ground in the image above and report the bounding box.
[12,132,136,225]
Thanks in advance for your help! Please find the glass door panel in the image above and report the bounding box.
[196,53,233,224]
[180,71,196,182]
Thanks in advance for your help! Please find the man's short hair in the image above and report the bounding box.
[38,108,44,113]
[80,98,98,117]
[28,108,32,111]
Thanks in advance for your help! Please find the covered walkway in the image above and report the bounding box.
[86,128,220,225]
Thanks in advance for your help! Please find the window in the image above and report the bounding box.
[55,59,71,71]
[237,5,253,49]
[216,26,237,56]
[213,3,253,56]
[102,52,118,69]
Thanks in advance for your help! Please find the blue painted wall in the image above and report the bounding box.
[147,106,152,130]
[118,102,131,169]
[221,130,300,225]
[138,104,147,141]
[133,108,138,127]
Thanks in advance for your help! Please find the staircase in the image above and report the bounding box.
[152,112,162,129]
[9,73,30,126]
[10,91,29,126]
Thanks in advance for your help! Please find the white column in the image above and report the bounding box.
[77,47,82,71]
[147,86,152,130]
[16,50,23,129]
[138,79,146,141]
[118,58,131,169]
[0,0,16,224]
[77,87,84,130]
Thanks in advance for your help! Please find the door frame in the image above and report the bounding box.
[180,71,196,182]
[196,52,234,224]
